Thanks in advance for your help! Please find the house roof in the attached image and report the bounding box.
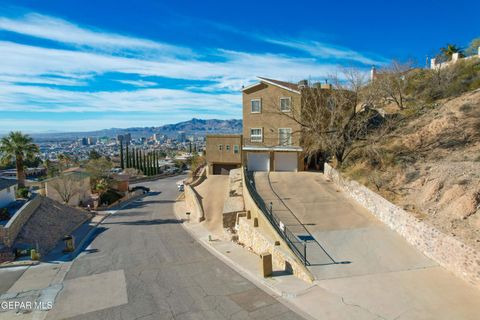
[43,171,90,182]
[0,178,17,190]
[242,77,301,94]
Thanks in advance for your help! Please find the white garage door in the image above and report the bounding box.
[247,152,270,171]
[274,152,298,172]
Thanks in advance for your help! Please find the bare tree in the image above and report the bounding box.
[49,173,82,205]
[370,60,413,110]
[274,68,382,167]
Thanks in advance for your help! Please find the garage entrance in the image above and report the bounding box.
[247,152,270,171]
[212,164,238,175]
[274,152,298,172]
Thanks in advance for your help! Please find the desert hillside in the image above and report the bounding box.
[345,88,480,250]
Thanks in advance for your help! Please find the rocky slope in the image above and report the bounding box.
[346,89,480,250]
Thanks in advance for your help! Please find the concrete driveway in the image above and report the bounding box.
[254,171,480,319]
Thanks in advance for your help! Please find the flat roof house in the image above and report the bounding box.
[206,135,242,175]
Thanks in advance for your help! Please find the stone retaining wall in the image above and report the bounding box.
[223,169,245,229]
[0,196,41,247]
[240,168,314,283]
[324,163,480,288]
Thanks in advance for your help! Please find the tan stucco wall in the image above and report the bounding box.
[206,135,242,173]
[242,83,302,147]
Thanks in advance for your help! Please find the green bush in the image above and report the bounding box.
[0,208,9,221]
[16,187,29,199]
[99,190,123,206]
[406,58,480,102]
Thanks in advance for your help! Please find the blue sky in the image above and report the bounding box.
[0,0,478,133]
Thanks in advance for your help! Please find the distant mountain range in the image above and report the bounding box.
[31,118,243,141]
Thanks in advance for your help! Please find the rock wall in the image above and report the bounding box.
[324,163,480,288]
[237,216,312,282]
[223,169,245,229]
[1,196,41,247]
[240,168,313,283]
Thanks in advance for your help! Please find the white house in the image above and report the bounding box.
[0,178,16,208]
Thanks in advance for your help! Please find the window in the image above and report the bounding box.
[280,97,291,112]
[226,144,230,152]
[233,145,239,154]
[279,128,292,146]
[218,144,223,151]
[251,99,261,113]
[250,128,263,142]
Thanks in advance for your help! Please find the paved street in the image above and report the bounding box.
[46,174,304,320]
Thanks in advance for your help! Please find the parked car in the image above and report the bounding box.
[177,184,184,192]
[130,186,150,194]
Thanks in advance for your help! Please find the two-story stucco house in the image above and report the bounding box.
[242,77,305,172]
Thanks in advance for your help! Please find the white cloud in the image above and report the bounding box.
[0,41,341,90]
[204,20,386,66]
[0,82,241,114]
[263,38,387,65]
[0,13,193,57]
[0,11,388,132]
[115,80,158,87]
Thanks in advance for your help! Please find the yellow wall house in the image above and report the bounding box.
[206,135,242,175]
[242,77,305,172]
[206,76,333,174]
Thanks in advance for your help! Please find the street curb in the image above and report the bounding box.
[0,260,39,269]
[173,201,316,320]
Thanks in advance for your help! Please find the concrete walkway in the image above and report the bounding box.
[194,175,229,236]
[252,171,480,319]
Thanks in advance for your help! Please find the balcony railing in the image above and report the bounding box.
[242,137,301,149]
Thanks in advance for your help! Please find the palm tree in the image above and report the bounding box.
[440,44,464,61]
[0,131,39,188]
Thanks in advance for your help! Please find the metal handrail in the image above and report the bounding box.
[244,167,308,265]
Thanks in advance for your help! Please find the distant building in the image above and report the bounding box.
[87,137,97,145]
[81,137,89,146]
[177,131,186,143]
[124,133,131,144]
[0,178,17,208]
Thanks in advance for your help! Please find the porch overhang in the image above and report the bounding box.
[242,146,303,152]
